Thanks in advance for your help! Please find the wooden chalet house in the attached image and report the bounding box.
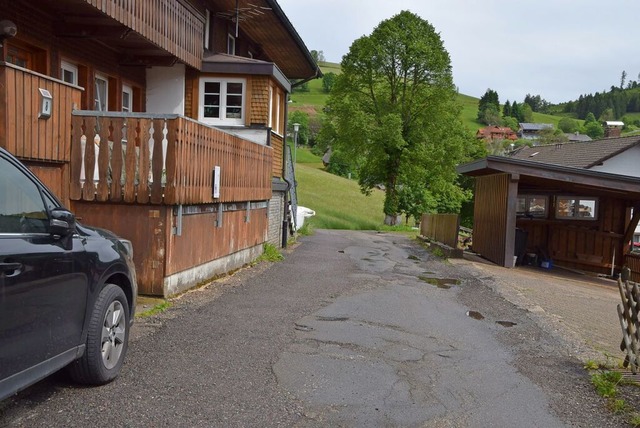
[475,126,517,142]
[0,0,320,297]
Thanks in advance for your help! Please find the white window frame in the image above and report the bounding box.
[555,196,598,220]
[94,73,108,112]
[268,86,273,129]
[61,60,78,86]
[122,84,133,112]
[275,91,281,134]
[198,78,246,126]
[227,34,236,55]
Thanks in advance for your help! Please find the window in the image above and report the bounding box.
[555,196,598,220]
[94,74,108,111]
[0,156,49,234]
[517,195,548,218]
[227,34,236,55]
[122,84,133,112]
[5,40,46,73]
[61,60,78,85]
[199,78,246,125]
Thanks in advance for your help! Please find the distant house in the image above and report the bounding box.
[476,126,518,141]
[518,123,554,140]
[565,133,592,142]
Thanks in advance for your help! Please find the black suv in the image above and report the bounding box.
[0,147,137,401]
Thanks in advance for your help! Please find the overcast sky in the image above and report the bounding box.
[278,0,640,104]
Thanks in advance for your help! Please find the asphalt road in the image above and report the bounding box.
[0,230,626,427]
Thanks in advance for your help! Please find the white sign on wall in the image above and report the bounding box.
[212,165,221,198]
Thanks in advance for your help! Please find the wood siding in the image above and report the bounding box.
[517,196,626,275]
[420,214,459,248]
[0,64,81,163]
[166,208,268,276]
[82,0,204,69]
[271,132,284,178]
[474,174,509,266]
[71,202,167,295]
[70,113,272,205]
[250,76,270,124]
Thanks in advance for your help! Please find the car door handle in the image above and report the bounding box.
[0,262,23,275]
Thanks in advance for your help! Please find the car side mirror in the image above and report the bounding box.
[50,208,76,237]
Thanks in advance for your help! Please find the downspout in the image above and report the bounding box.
[281,95,290,248]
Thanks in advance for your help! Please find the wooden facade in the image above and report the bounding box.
[472,174,511,266]
[0,0,318,296]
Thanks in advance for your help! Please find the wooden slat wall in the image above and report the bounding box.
[70,114,273,205]
[473,174,509,266]
[0,65,81,163]
[166,208,268,278]
[71,202,167,296]
[271,132,284,178]
[626,254,640,283]
[517,196,627,275]
[82,0,204,69]
[420,213,459,248]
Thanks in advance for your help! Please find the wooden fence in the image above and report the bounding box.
[618,275,640,373]
[420,213,460,248]
[70,112,272,205]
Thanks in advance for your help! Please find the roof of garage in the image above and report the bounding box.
[457,155,640,199]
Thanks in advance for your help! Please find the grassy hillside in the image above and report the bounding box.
[294,148,387,230]
[291,62,565,134]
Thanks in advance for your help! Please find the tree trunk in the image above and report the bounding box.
[384,214,402,226]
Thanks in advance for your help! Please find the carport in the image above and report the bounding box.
[457,156,640,280]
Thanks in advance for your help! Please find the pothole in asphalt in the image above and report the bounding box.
[467,310,485,320]
[418,276,461,289]
[338,250,345,253]
[496,320,517,328]
[316,316,350,322]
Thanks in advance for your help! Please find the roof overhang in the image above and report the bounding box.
[202,53,291,91]
[211,0,321,80]
[458,156,640,199]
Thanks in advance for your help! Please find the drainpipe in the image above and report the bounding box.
[281,95,290,248]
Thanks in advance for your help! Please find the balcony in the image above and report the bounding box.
[70,112,273,205]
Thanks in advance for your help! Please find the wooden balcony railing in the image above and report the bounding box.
[0,62,82,162]
[82,0,204,69]
[70,112,272,205]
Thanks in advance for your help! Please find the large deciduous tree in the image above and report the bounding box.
[321,11,474,225]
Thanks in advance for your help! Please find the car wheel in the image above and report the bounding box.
[68,284,130,384]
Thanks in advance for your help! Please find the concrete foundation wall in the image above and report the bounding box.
[163,244,263,297]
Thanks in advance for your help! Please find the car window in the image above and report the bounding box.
[0,156,49,234]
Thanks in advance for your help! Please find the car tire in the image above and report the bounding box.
[68,284,130,385]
